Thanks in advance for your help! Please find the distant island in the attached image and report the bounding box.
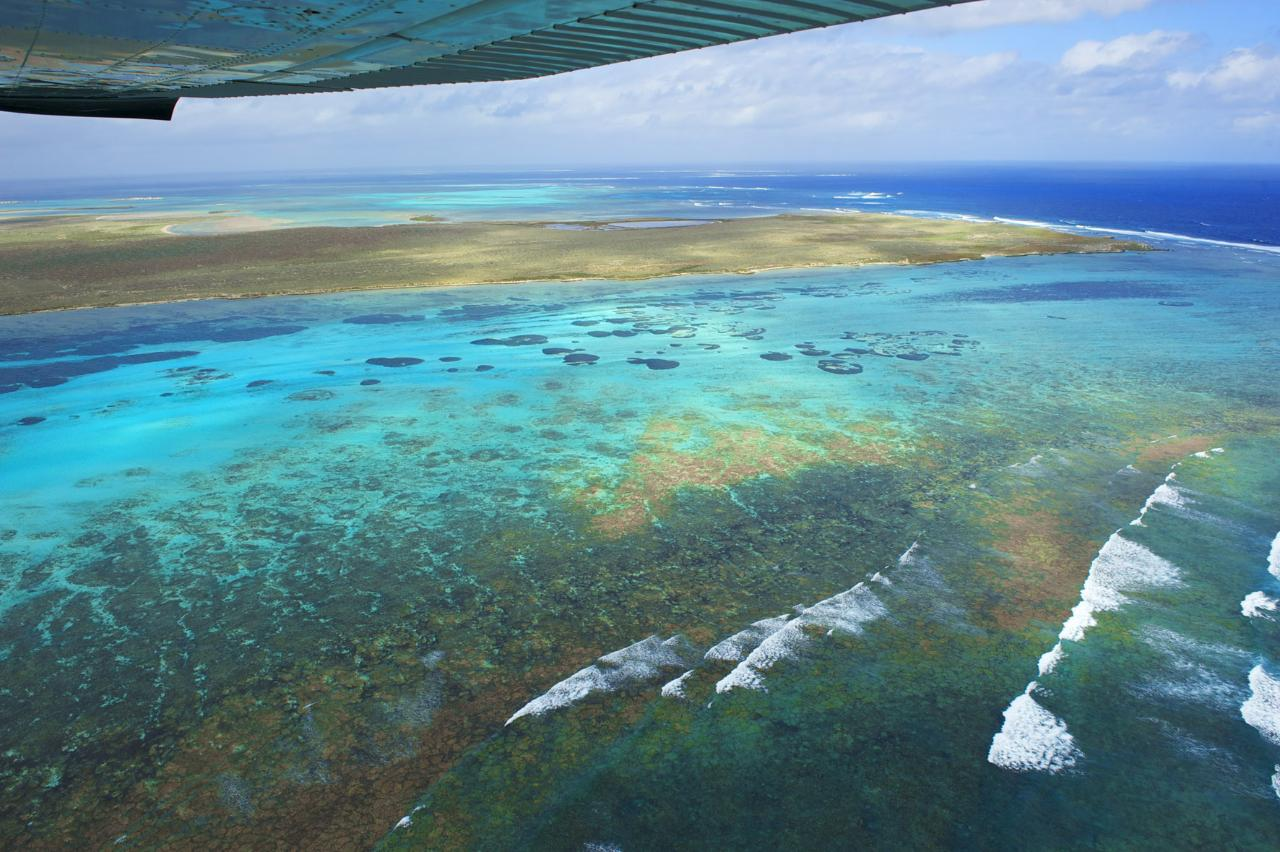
[0,211,1147,315]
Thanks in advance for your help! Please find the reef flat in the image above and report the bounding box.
[0,212,1145,314]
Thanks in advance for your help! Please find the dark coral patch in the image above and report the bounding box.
[628,358,679,370]
[818,360,863,375]
[439,356,461,363]
[563,353,599,365]
[366,357,424,368]
[475,365,494,372]
[1159,300,1195,307]
[360,379,381,386]
[471,335,548,347]
[0,350,200,393]
[896,353,930,362]
[542,347,576,355]
[246,380,274,388]
[760,352,792,362]
[16,416,45,426]
[315,370,336,376]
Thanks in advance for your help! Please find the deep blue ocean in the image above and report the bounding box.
[4,163,1279,248]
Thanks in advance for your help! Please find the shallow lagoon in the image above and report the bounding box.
[1,245,1279,848]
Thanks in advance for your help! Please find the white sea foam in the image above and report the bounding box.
[507,635,697,723]
[660,670,694,699]
[1129,481,1188,526]
[1133,628,1245,710]
[993,471,1191,749]
[1272,765,1280,801]
[1058,533,1181,644]
[1076,225,1280,255]
[834,191,894,200]
[1243,592,1279,620]
[710,543,915,694]
[1269,531,1280,581]
[994,216,1059,230]
[716,582,886,694]
[392,805,423,831]
[1242,665,1280,745]
[703,615,791,663]
[1038,643,1065,676]
[987,685,1082,773]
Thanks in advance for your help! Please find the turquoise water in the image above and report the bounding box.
[2,229,1279,845]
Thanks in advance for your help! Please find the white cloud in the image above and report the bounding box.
[4,18,1280,174]
[882,0,1155,33]
[1169,48,1280,101]
[1061,30,1191,75]
[1233,112,1280,133]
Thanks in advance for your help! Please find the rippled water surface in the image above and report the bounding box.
[2,179,1279,848]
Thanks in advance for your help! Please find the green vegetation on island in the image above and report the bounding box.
[0,211,1147,315]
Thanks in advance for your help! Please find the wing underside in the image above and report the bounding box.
[0,1,975,119]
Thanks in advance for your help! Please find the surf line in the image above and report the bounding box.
[988,452,1212,773]
[1241,528,1279,621]
[1239,530,1280,801]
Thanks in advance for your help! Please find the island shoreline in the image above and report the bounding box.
[0,211,1150,317]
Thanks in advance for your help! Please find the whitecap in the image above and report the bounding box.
[660,670,694,700]
[1269,531,1280,581]
[716,582,886,694]
[703,615,791,663]
[1075,225,1280,255]
[1242,591,1279,620]
[1129,480,1188,526]
[1242,665,1280,745]
[1038,643,1065,676]
[1058,533,1181,644]
[987,685,1082,773]
[994,216,1060,230]
[507,635,698,723]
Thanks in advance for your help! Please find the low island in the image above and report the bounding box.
[0,211,1147,315]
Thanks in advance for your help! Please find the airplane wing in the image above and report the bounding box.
[0,1,977,120]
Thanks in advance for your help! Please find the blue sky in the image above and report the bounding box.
[2,0,1279,178]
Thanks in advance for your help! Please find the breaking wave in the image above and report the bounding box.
[1242,591,1279,620]
[987,686,1082,774]
[989,456,1206,772]
[1269,532,1280,581]
[1241,665,1280,746]
[715,582,887,694]
[507,635,698,724]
